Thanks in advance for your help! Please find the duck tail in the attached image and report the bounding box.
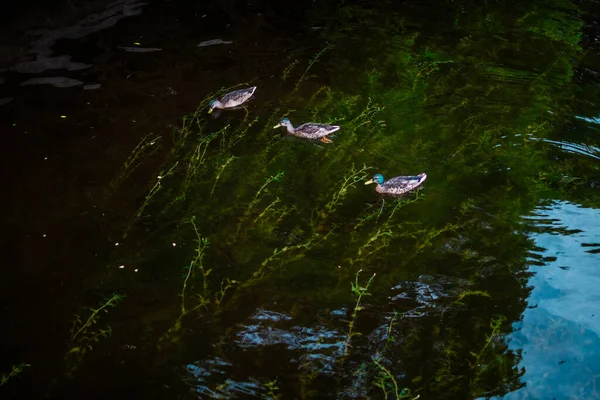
[417,173,427,183]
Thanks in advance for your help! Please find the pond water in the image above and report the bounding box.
[1,0,600,398]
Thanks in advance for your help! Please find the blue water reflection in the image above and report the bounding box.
[504,201,600,399]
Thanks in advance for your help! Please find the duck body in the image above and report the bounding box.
[365,173,427,195]
[273,118,339,143]
[208,86,256,113]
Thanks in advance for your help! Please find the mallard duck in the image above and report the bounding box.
[208,86,257,113]
[273,118,339,143]
[365,173,427,195]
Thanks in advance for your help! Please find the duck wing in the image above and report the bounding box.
[295,123,340,138]
[383,173,427,190]
[220,87,256,105]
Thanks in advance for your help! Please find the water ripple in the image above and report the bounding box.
[504,201,600,399]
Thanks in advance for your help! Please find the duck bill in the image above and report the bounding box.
[208,108,214,114]
[364,179,374,185]
[273,123,281,129]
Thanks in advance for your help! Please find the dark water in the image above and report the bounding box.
[1,0,600,398]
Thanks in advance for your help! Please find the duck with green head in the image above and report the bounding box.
[208,86,257,113]
[273,118,339,143]
[365,173,427,195]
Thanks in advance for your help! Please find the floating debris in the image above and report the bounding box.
[197,39,233,47]
[20,77,84,88]
[12,55,91,74]
[0,97,14,106]
[83,83,102,90]
[118,46,162,53]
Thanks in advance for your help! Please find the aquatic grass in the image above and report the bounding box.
[222,226,336,310]
[299,368,319,399]
[264,379,281,400]
[282,59,299,82]
[346,97,384,132]
[160,124,233,216]
[210,155,238,197]
[183,130,222,188]
[373,358,420,400]
[413,222,462,253]
[158,217,210,349]
[294,44,334,91]
[174,92,213,147]
[251,197,289,239]
[124,161,178,237]
[441,290,491,321]
[214,277,238,307]
[311,164,371,228]
[384,311,399,350]
[349,194,424,266]
[469,314,509,397]
[108,132,162,194]
[309,85,333,107]
[342,269,376,356]
[66,294,125,375]
[454,290,491,305]
[470,314,507,370]
[253,197,281,224]
[0,363,30,387]
[349,228,393,266]
[219,113,259,152]
[247,231,327,283]
[353,204,386,232]
[353,193,422,235]
[182,217,211,313]
[253,199,294,239]
[308,86,336,121]
[257,108,283,140]
[237,171,284,234]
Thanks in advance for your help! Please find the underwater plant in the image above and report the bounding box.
[66,294,125,376]
[0,363,30,387]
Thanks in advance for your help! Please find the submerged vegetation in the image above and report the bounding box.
[0,364,30,387]
[94,0,593,396]
[66,294,125,376]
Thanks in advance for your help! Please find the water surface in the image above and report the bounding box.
[1,0,600,399]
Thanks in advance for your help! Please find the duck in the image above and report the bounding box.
[364,173,427,195]
[208,86,257,113]
[273,118,339,143]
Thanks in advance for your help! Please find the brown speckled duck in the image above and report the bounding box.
[208,86,257,113]
[273,118,339,143]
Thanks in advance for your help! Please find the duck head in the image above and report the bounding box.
[364,174,385,185]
